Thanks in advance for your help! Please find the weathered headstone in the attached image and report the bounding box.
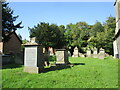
[30,37,36,43]
[92,47,98,58]
[73,47,79,57]
[24,44,44,73]
[43,47,45,53]
[86,48,91,57]
[98,48,105,59]
[79,53,85,57]
[68,51,71,57]
[55,49,70,65]
[48,47,54,56]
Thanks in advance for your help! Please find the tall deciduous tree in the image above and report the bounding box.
[90,21,104,37]
[88,16,115,55]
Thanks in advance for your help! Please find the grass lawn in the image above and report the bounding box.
[2,57,118,88]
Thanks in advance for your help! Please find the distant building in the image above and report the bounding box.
[113,0,120,59]
[1,32,22,54]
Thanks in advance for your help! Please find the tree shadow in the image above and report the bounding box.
[2,64,23,69]
[43,64,71,73]
[42,63,85,73]
[72,63,85,65]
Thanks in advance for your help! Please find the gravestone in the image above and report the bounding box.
[30,37,36,43]
[79,53,85,57]
[43,47,45,53]
[68,51,71,57]
[55,49,70,65]
[73,47,79,57]
[24,44,44,73]
[92,47,98,58]
[86,48,91,57]
[48,47,54,56]
[98,48,105,59]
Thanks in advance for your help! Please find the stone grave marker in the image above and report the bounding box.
[73,47,79,57]
[68,51,71,57]
[48,47,54,56]
[55,49,70,65]
[24,44,44,73]
[79,53,85,57]
[30,37,36,43]
[92,47,98,58]
[86,48,91,57]
[98,48,105,59]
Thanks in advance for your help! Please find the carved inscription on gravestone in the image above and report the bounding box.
[25,48,37,67]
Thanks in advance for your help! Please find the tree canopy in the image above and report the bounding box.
[29,22,66,49]
[29,16,115,55]
[2,2,23,42]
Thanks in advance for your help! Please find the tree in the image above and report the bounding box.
[90,21,104,37]
[29,22,66,49]
[88,17,115,55]
[2,2,23,42]
[103,16,116,55]
[65,22,90,53]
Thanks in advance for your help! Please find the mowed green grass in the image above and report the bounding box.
[2,57,118,88]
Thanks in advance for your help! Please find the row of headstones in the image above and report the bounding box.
[24,44,69,74]
[72,47,109,59]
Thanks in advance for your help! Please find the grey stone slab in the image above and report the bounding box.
[24,45,44,73]
[55,49,70,64]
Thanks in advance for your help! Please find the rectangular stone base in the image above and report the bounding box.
[24,66,43,74]
[56,62,65,64]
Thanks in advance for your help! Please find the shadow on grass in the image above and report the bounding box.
[43,65,71,73]
[43,63,85,73]
[2,64,23,69]
[72,63,85,65]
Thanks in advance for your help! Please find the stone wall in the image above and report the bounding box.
[114,0,120,59]
[117,34,120,59]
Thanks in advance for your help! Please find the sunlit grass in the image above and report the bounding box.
[2,57,118,88]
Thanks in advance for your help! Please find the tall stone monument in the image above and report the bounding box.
[73,47,79,57]
[92,47,98,58]
[98,48,105,59]
[86,48,91,57]
[55,49,70,65]
[24,40,44,73]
